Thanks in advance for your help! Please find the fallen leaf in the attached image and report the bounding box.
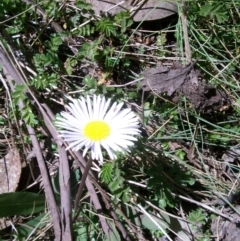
[0,148,21,194]
[141,62,228,113]
[141,62,194,95]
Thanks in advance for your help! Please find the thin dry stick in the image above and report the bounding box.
[58,147,72,240]
[41,104,73,241]
[74,157,93,211]
[13,46,72,239]
[0,47,65,240]
[181,2,192,63]
[73,152,111,238]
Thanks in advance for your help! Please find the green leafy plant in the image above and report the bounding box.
[11,84,38,126]
[114,11,133,33]
[73,24,95,36]
[188,208,206,225]
[33,34,63,74]
[75,0,94,13]
[95,18,117,37]
[78,39,102,61]
[199,3,228,24]
[101,161,130,203]
[31,73,59,90]
[100,162,114,184]
[0,192,45,217]
[16,213,50,240]
[188,209,212,241]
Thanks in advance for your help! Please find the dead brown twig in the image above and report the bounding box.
[0,46,63,240]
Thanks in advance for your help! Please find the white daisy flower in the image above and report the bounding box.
[55,95,140,164]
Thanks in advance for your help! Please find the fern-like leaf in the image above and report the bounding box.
[100,163,114,184]
[95,18,117,37]
[73,24,95,36]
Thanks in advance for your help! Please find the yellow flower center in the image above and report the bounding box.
[84,121,111,141]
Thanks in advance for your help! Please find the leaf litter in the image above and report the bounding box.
[141,61,229,113]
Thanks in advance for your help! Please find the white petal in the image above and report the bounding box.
[68,102,88,122]
[92,95,99,119]
[104,102,124,121]
[100,97,111,119]
[54,95,140,162]
[87,95,93,120]
[101,142,116,160]
[82,146,89,157]
[79,97,90,120]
